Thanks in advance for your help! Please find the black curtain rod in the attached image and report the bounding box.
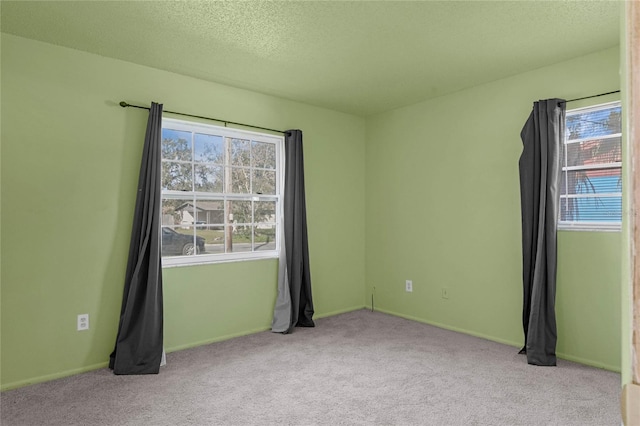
[119,101,285,134]
[560,90,620,104]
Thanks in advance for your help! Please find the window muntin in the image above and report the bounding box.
[161,119,282,266]
[559,101,622,231]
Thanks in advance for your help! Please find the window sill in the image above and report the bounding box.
[162,251,279,268]
[558,225,621,232]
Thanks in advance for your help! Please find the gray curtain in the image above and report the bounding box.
[109,102,164,374]
[272,129,315,333]
[518,99,565,366]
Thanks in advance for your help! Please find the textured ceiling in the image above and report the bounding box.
[1,1,621,116]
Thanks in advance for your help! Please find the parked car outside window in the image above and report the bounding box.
[162,227,205,256]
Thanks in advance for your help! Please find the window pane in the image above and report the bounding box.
[161,199,184,226]
[562,168,621,195]
[253,170,276,195]
[253,225,276,251]
[254,201,276,224]
[169,200,196,226]
[252,141,276,169]
[565,137,621,167]
[161,226,196,257]
[560,196,622,222]
[162,161,192,191]
[194,165,223,193]
[161,119,281,264]
[230,167,251,193]
[162,129,192,161]
[566,106,622,140]
[197,225,225,254]
[230,138,250,166]
[194,133,224,164]
[230,200,252,223]
[194,200,224,225]
[561,102,622,229]
[195,226,222,256]
[229,223,252,253]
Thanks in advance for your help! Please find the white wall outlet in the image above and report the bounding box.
[77,314,89,331]
[441,288,449,299]
[405,280,413,292]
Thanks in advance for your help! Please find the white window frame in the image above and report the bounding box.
[559,101,622,232]
[161,118,284,267]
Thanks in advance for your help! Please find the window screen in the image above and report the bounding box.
[560,101,622,231]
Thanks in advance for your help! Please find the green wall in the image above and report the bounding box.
[0,33,624,390]
[0,34,366,390]
[365,46,621,371]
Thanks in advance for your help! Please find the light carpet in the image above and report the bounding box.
[1,309,621,425]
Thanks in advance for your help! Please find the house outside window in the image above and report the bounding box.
[559,101,622,231]
[161,118,283,266]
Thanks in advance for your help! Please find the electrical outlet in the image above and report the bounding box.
[441,288,449,299]
[406,280,413,292]
[77,314,89,331]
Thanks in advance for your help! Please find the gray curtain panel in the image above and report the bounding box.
[272,130,315,333]
[109,102,164,374]
[518,99,565,366]
[271,226,292,332]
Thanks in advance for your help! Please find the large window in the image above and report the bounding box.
[161,118,283,266]
[560,101,622,231]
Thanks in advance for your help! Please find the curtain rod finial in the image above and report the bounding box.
[119,101,129,108]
